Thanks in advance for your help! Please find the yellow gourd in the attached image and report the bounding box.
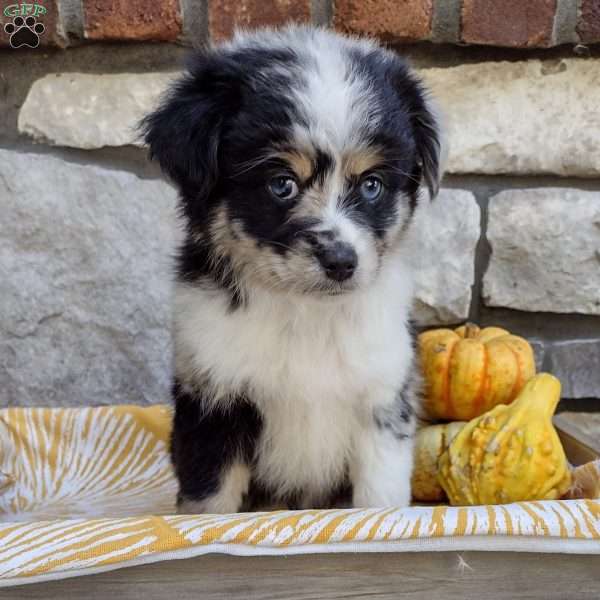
[437,373,571,505]
[419,323,536,421]
[412,421,465,502]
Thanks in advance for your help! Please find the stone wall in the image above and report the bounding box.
[1,1,599,407]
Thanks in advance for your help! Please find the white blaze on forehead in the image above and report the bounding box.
[320,162,346,224]
[226,26,383,158]
[310,162,372,264]
[292,32,379,153]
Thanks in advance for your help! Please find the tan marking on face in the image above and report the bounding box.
[275,151,314,181]
[280,145,384,183]
[343,146,384,179]
[210,206,262,271]
[209,205,320,293]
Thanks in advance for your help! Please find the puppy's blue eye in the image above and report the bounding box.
[359,176,383,202]
[269,176,299,202]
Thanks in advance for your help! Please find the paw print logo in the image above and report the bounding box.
[4,15,45,48]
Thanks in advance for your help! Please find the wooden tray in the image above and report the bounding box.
[554,414,600,465]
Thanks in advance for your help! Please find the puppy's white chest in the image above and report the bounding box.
[175,278,413,498]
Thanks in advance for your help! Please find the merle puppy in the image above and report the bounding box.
[143,26,442,513]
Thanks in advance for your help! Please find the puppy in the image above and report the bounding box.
[143,26,441,513]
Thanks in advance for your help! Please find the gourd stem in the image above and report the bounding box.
[464,322,479,339]
[516,374,561,418]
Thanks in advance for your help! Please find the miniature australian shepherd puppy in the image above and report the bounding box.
[143,26,442,513]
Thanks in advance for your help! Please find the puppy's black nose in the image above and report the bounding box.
[316,242,358,282]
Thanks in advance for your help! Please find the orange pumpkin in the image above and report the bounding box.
[419,323,536,421]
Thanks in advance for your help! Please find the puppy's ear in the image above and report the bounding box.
[394,70,444,200]
[410,91,444,199]
[141,53,242,197]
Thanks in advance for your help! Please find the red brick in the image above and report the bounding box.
[83,0,182,42]
[209,0,311,42]
[461,0,556,47]
[334,0,433,42]
[577,0,600,43]
[0,0,64,48]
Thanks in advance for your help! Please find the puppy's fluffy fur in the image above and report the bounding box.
[143,26,441,512]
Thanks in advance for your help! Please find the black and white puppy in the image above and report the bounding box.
[143,26,442,513]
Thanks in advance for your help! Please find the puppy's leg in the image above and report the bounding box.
[178,462,252,515]
[171,382,262,514]
[351,380,418,508]
[351,424,414,508]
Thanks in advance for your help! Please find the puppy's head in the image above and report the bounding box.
[143,27,441,298]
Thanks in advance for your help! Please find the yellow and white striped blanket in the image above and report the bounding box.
[0,405,599,587]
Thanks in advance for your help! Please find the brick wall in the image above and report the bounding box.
[0,0,599,407]
[1,0,600,47]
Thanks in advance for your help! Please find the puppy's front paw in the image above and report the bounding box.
[177,497,209,514]
[177,494,244,514]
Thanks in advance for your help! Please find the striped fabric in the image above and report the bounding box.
[0,405,599,587]
[0,405,177,520]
